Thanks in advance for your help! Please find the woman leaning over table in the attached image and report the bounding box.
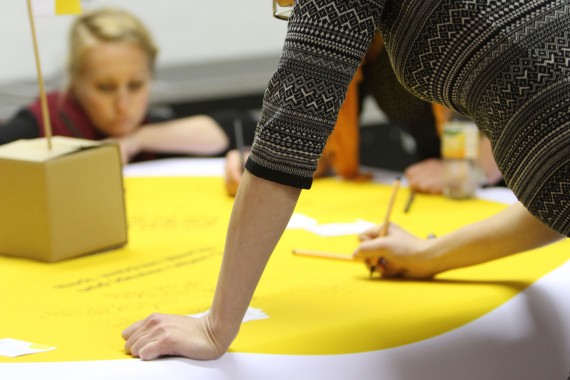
[0,8,256,163]
[123,0,569,360]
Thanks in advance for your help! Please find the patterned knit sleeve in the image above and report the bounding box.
[246,0,383,189]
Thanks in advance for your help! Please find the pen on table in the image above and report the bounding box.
[370,176,402,278]
[233,118,245,171]
[403,190,416,213]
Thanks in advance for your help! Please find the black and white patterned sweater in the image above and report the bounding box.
[246,0,570,236]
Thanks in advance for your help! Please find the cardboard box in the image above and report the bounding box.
[0,137,127,262]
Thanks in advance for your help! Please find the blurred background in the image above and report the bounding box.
[0,0,418,171]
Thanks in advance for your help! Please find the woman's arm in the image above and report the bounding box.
[123,171,301,360]
[116,115,230,162]
[354,202,564,278]
[404,136,503,194]
[209,171,301,344]
[123,0,379,359]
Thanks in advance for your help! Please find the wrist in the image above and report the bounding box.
[129,128,146,155]
[420,237,452,276]
[206,309,241,352]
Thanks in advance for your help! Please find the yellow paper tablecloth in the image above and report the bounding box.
[1,177,568,362]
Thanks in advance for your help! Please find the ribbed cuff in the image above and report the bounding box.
[245,158,313,190]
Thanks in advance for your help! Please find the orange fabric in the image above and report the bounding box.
[315,33,383,180]
[432,103,454,136]
[316,67,364,179]
[316,33,453,180]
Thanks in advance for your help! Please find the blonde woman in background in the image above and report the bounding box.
[0,8,257,163]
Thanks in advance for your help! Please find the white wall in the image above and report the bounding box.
[0,0,289,85]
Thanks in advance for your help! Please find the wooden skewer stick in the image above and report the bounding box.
[26,0,53,149]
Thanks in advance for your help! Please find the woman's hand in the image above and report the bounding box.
[355,203,565,280]
[404,158,445,194]
[354,224,440,279]
[224,149,250,196]
[122,313,234,361]
[105,133,142,164]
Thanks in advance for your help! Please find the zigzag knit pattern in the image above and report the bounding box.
[246,0,570,236]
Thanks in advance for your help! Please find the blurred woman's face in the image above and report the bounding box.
[72,41,151,137]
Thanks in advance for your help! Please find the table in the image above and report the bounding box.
[2,158,569,380]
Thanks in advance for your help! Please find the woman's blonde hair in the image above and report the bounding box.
[67,8,158,80]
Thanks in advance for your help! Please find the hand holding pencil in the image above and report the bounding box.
[353,177,441,278]
[292,175,440,279]
[294,177,411,277]
[353,224,439,279]
[224,119,250,197]
[224,149,250,197]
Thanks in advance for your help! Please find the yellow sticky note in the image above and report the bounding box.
[55,0,81,15]
[32,0,81,16]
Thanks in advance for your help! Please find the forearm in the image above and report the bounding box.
[135,116,229,156]
[428,202,564,273]
[208,171,301,347]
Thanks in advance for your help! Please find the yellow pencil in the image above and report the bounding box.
[370,176,401,276]
[292,249,356,261]
[291,176,402,274]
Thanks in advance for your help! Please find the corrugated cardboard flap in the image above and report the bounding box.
[0,136,110,162]
[0,136,126,261]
